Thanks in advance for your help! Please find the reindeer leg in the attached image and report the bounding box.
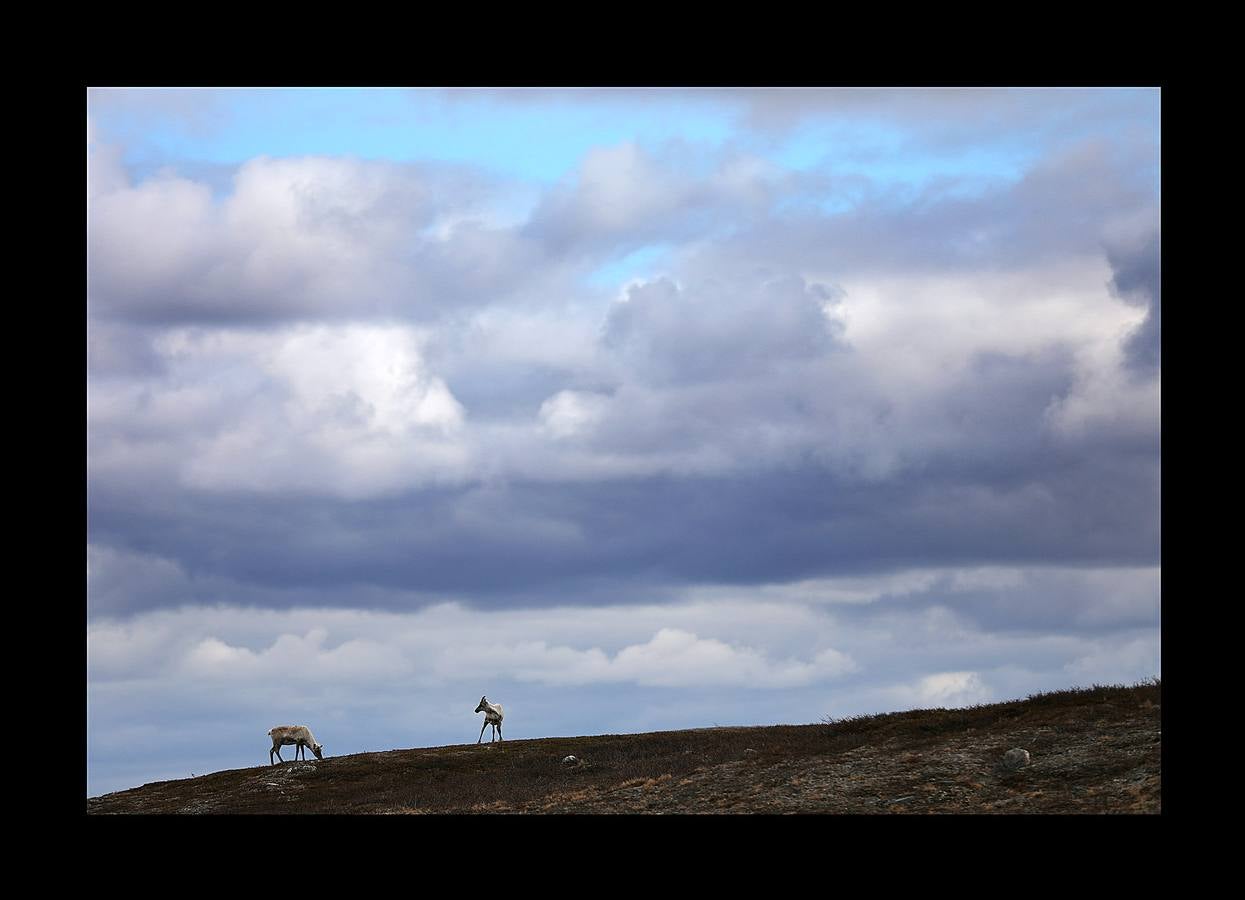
[478,721,488,744]
[498,722,503,742]
[275,746,284,764]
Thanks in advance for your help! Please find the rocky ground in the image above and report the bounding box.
[87,682,1160,815]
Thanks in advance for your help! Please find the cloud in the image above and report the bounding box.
[664,139,1157,290]
[181,628,411,683]
[87,139,548,326]
[87,445,1160,607]
[1106,229,1161,377]
[88,544,195,618]
[88,316,167,378]
[843,565,1160,637]
[608,629,856,688]
[88,247,1159,508]
[88,603,862,701]
[89,594,1152,705]
[906,671,991,707]
[539,390,610,439]
[90,322,471,498]
[523,141,782,257]
[262,324,463,435]
[719,88,1159,138]
[1063,634,1162,685]
[442,627,857,689]
[603,273,843,386]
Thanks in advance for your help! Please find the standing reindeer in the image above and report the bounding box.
[475,696,504,743]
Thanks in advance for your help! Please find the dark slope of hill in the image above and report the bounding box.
[87,681,1160,814]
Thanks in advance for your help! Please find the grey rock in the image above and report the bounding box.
[1001,748,1031,769]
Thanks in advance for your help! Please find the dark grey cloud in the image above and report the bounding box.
[1106,230,1161,377]
[88,430,1158,618]
[88,544,195,617]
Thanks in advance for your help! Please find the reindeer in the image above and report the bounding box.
[267,725,324,764]
[475,696,504,743]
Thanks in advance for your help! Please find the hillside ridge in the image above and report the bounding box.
[87,681,1161,814]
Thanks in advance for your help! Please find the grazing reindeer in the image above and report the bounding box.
[475,696,504,743]
[267,725,324,765]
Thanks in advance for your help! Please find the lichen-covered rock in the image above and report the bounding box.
[562,755,580,767]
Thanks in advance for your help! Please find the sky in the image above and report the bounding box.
[86,87,1161,798]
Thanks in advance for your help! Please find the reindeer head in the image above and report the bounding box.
[311,743,324,760]
[475,696,489,713]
